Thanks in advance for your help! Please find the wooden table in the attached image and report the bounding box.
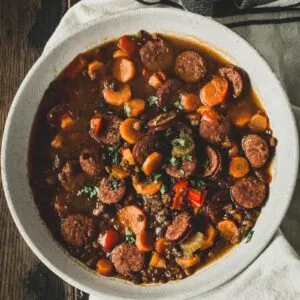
[1,1,300,299]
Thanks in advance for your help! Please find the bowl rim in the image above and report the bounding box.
[1,7,299,299]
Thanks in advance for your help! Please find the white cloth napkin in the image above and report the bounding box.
[42,1,300,299]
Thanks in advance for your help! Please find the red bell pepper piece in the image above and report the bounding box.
[98,228,119,252]
[173,180,188,193]
[118,36,137,57]
[187,189,207,208]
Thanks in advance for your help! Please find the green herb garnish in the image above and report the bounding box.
[148,96,159,107]
[111,178,120,190]
[174,100,184,111]
[152,172,163,182]
[77,185,99,199]
[170,156,181,169]
[160,184,167,195]
[108,140,123,165]
[182,155,193,161]
[125,227,135,244]
[244,230,254,243]
[164,128,173,137]
[179,169,185,176]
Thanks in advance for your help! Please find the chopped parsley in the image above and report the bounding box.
[124,104,131,116]
[170,156,182,169]
[108,140,123,165]
[152,172,163,182]
[182,155,193,161]
[160,184,167,195]
[179,169,185,176]
[148,95,159,107]
[244,230,254,243]
[190,178,206,190]
[111,178,120,190]
[77,185,99,199]
[125,227,135,244]
[172,137,187,147]
[203,156,210,166]
[174,100,184,111]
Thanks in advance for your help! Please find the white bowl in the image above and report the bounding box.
[1,8,299,300]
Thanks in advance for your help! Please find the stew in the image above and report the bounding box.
[29,31,276,284]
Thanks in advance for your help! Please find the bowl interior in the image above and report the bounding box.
[1,8,298,300]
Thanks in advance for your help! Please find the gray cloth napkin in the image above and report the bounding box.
[136,0,300,15]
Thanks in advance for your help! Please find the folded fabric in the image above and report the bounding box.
[136,0,300,15]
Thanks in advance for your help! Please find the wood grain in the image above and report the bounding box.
[0,0,85,299]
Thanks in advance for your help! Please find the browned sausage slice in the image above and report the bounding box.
[219,66,245,98]
[242,134,269,168]
[61,214,95,247]
[98,177,126,204]
[165,212,191,242]
[139,39,173,71]
[165,156,197,179]
[231,176,267,209]
[201,145,222,178]
[175,51,207,82]
[156,79,183,109]
[111,243,145,276]
[58,161,86,193]
[132,133,160,165]
[91,115,121,146]
[147,111,178,132]
[199,115,231,145]
[79,148,104,177]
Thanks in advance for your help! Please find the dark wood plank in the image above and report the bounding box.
[0,0,74,299]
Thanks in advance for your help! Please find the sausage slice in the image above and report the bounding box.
[79,148,104,177]
[201,145,222,178]
[199,115,231,145]
[98,177,126,204]
[139,39,173,71]
[165,156,197,179]
[58,161,86,193]
[219,66,245,98]
[156,79,183,109]
[111,243,145,277]
[242,134,269,168]
[132,133,160,165]
[147,111,178,132]
[61,214,95,247]
[175,51,207,82]
[231,176,267,209]
[165,212,191,242]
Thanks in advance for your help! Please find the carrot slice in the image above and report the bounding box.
[155,238,170,255]
[121,148,135,165]
[148,74,162,89]
[132,177,162,196]
[136,231,154,252]
[111,165,130,179]
[89,115,102,138]
[201,224,218,250]
[176,256,200,268]
[51,134,63,148]
[149,252,167,269]
[119,118,143,144]
[117,205,147,235]
[217,220,238,242]
[197,106,220,125]
[227,101,254,127]
[229,156,250,178]
[113,49,128,59]
[96,259,114,276]
[112,58,136,83]
[103,83,132,106]
[88,60,105,80]
[142,152,163,176]
[124,98,146,117]
[181,93,201,112]
[248,113,269,132]
[200,76,229,107]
